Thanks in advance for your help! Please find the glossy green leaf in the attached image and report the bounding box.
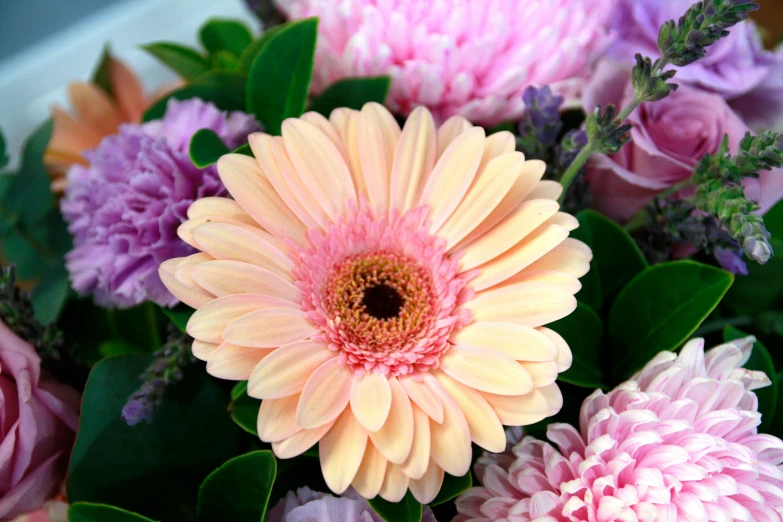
[162,304,194,334]
[0,128,6,170]
[67,355,242,522]
[0,229,49,279]
[549,302,605,388]
[99,339,145,358]
[142,71,246,122]
[771,372,783,439]
[429,472,471,507]
[247,18,318,135]
[764,199,783,240]
[4,120,54,225]
[210,50,240,71]
[90,45,114,98]
[724,326,778,432]
[310,77,391,116]
[233,143,253,157]
[69,503,154,522]
[31,262,70,324]
[609,261,733,381]
[198,450,277,522]
[229,381,259,436]
[200,18,253,56]
[189,129,230,168]
[726,238,783,315]
[369,491,422,522]
[142,42,210,81]
[238,25,286,71]
[570,209,648,311]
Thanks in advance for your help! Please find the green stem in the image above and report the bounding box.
[557,143,595,204]
[616,97,642,123]
[623,178,695,232]
[693,316,752,337]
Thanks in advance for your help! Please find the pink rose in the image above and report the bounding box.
[0,321,79,520]
[583,60,783,222]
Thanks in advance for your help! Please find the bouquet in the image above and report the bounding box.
[1,0,783,521]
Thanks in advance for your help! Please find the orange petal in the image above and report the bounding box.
[399,404,431,480]
[187,293,297,344]
[429,382,472,477]
[217,154,306,244]
[273,422,334,459]
[257,393,301,442]
[223,308,317,348]
[48,106,103,157]
[368,378,414,464]
[436,115,472,159]
[191,260,299,301]
[409,461,444,505]
[67,82,123,136]
[158,258,212,309]
[352,443,388,499]
[379,464,409,503]
[109,57,147,123]
[248,340,335,399]
[350,373,393,433]
[399,374,444,424]
[467,282,577,327]
[206,342,271,380]
[450,322,558,362]
[320,407,368,494]
[297,359,354,429]
[439,345,533,396]
[390,106,436,213]
[358,103,400,214]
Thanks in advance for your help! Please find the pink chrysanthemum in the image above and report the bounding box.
[160,103,590,503]
[273,0,615,124]
[456,337,783,522]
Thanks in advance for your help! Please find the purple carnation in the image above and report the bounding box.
[61,98,258,308]
[607,0,783,130]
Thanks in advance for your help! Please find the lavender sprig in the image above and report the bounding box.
[517,86,564,162]
[122,328,195,426]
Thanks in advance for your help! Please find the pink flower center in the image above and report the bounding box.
[292,205,473,377]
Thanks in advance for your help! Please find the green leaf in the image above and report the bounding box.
[161,304,194,334]
[0,128,7,170]
[310,77,391,116]
[90,45,114,99]
[142,42,210,81]
[31,262,70,324]
[725,238,783,316]
[4,120,54,225]
[210,50,241,71]
[142,71,247,122]
[198,451,277,522]
[229,381,259,436]
[570,209,648,311]
[0,229,49,279]
[247,18,318,135]
[233,143,253,157]
[429,472,471,507]
[549,302,605,388]
[69,503,154,522]
[67,355,242,522]
[200,18,253,56]
[238,25,286,71]
[369,491,422,522]
[764,199,783,240]
[189,129,230,168]
[724,326,778,432]
[99,340,145,358]
[609,261,733,381]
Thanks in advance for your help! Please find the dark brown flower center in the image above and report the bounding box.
[361,283,405,320]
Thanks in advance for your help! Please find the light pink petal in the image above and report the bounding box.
[248,340,335,399]
[320,407,369,494]
[297,358,354,429]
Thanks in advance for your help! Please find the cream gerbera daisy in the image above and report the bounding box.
[159,103,591,504]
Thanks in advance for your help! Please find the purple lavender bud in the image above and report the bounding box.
[519,86,565,150]
[714,247,749,275]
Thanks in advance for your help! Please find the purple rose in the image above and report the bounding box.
[583,60,783,222]
[0,321,80,520]
[607,0,783,130]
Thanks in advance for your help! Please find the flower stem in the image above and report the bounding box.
[557,143,595,205]
[616,97,642,123]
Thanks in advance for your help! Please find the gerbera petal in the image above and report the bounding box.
[399,374,444,424]
[192,260,299,301]
[250,133,324,230]
[482,383,563,425]
[329,108,366,197]
[187,293,297,344]
[526,239,592,278]
[439,152,524,249]
[399,404,431,480]
[499,270,582,295]
[223,308,317,348]
[420,127,485,231]
[191,340,218,361]
[436,115,472,158]
[272,422,335,459]
[248,340,335,399]
[297,358,354,429]
[191,222,293,278]
[173,253,213,291]
[440,345,533,396]
[320,407,369,494]
[479,131,517,170]
[352,443,388,499]
[301,111,344,150]
[526,180,564,200]
[257,393,301,443]
[67,82,123,136]
[358,103,401,214]
[547,212,579,231]
[217,154,306,243]
[368,378,414,464]
[429,383,472,477]
[379,465,410,503]
[282,119,357,221]
[158,258,212,309]
[450,322,558,362]
[467,282,577,327]
[390,106,436,213]
[457,159,547,247]
[470,224,570,291]
[409,462,444,505]
[460,199,559,270]
[537,327,573,372]
[206,342,271,380]
[521,361,559,387]
[187,197,256,225]
[350,373,393,433]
